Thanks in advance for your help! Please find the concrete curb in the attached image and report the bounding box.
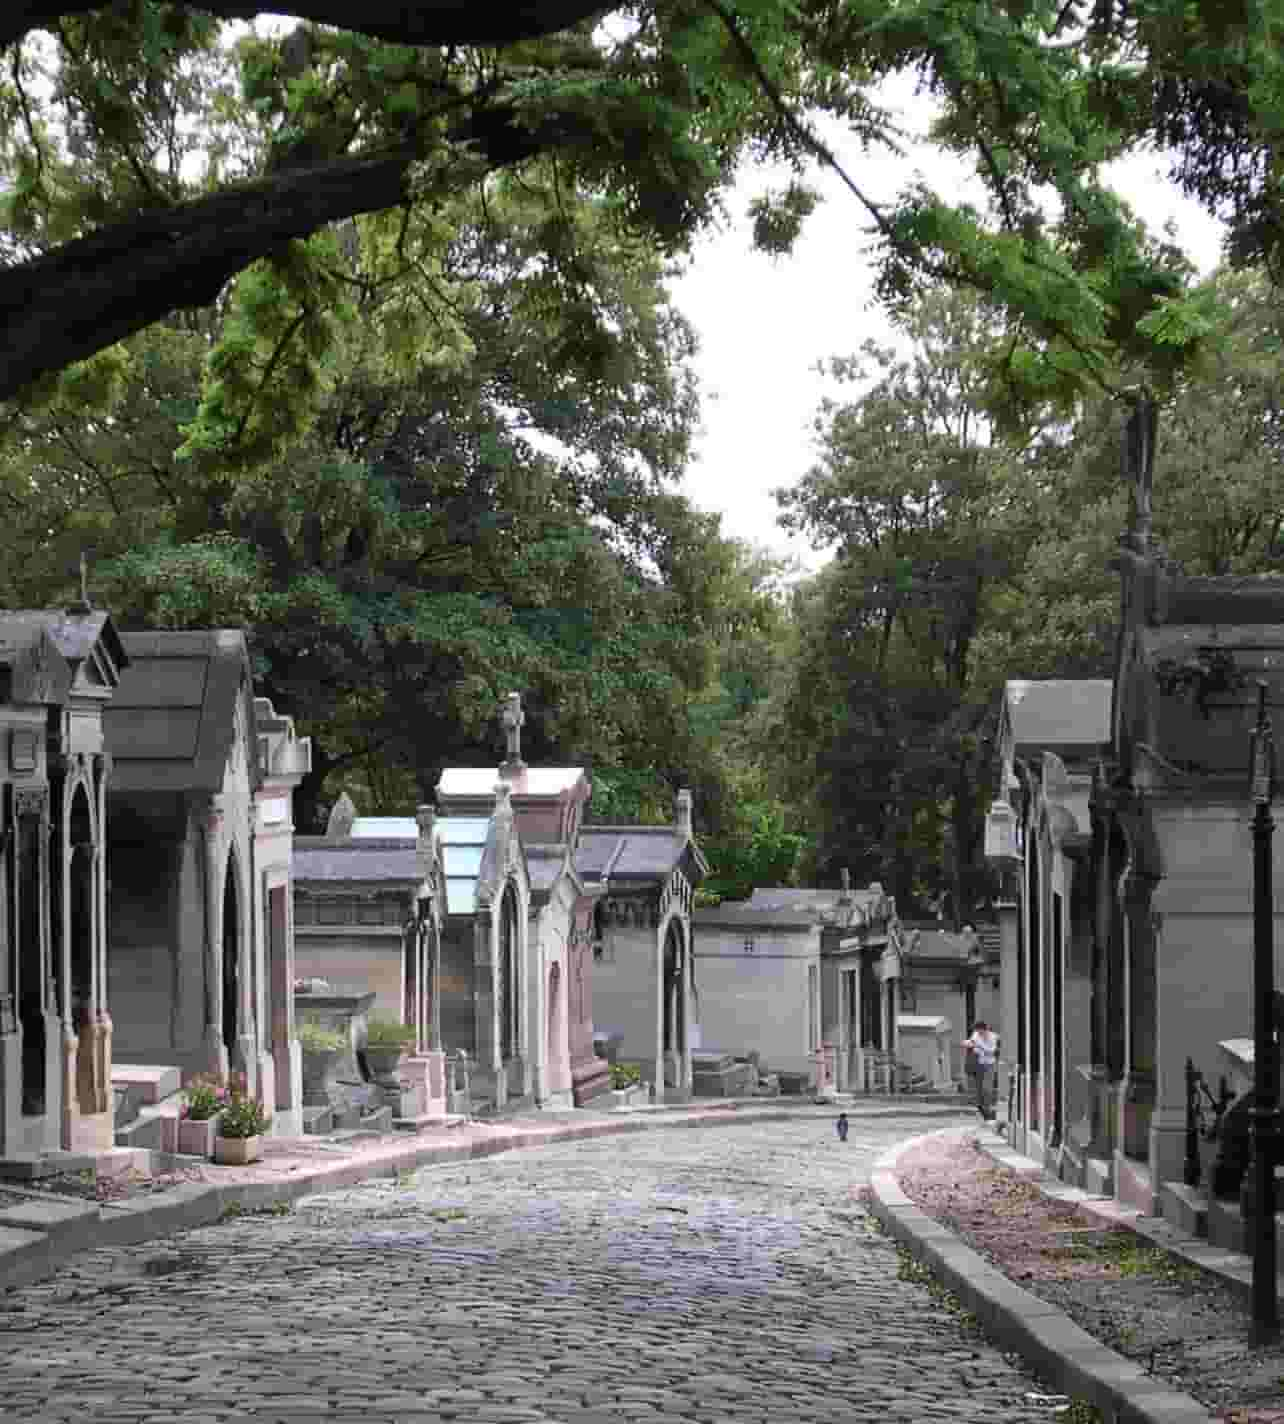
[866,1129,1216,1424]
[0,1098,966,1294]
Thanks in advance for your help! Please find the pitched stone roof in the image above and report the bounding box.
[105,629,254,794]
[0,608,126,703]
[575,826,703,886]
[1004,679,1112,752]
[293,839,421,885]
[693,900,818,930]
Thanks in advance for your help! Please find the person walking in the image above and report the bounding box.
[835,1112,849,1143]
[962,1021,998,1120]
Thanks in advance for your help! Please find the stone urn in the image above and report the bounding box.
[364,1045,406,1091]
[213,1134,263,1166]
[300,1044,344,1106]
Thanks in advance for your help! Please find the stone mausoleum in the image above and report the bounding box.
[0,607,125,1159]
[104,630,311,1135]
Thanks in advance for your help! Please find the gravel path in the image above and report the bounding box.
[894,1128,1284,1421]
[0,1109,1069,1424]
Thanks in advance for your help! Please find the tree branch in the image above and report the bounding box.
[0,149,417,403]
[0,1,609,54]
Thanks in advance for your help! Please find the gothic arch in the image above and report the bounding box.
[497,879,520,1062]
[221,843,247,1063]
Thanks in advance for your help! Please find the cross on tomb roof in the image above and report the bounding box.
[500,690,525,776]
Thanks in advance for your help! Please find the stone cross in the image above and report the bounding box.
[675,788,693,838]
[500,691,525,773]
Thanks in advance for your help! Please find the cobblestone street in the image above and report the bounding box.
[0,1110,1061,1423]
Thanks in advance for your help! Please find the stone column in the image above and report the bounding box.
[996,898,1019,1123]
[50,774,79,1152]
[202,809,228,1080]
[93,757,112,1122]
[474,908,502,1109]
[1119,869,1159,1161]
[0,794,18,1156]
[820,953,842,1088]
[653,919,666,1104]
[529,909,547,1105]
[681,926,693,1095]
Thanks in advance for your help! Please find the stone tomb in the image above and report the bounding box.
[104,631,311,1136]
[691,1051,756,1098]
[0,608,125,1160]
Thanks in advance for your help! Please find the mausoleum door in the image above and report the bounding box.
[662,921,685,1065]
[17,810,44,1117]
[69,788,93,1036]
[222,866,239,1065]
[548,962,561,1082]
[498,885,519,1062]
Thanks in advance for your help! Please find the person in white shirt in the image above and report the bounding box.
[962,1021,999,1119]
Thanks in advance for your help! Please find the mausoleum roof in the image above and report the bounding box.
[439,815,494,915]
[105,629,254,793]
[575,825,702,885]
[438,766,587,800]
[350,816,418,838]
[693,900,817,930]
[1003,679,1112,753]
[293,839,422,885]
[0,608,126,703]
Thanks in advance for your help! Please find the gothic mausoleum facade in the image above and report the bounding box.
[0,608,125,1158]
[104,630,311,1135]
[577,789,707,1102]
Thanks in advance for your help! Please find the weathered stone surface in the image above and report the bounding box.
[0,1111,1053,1423]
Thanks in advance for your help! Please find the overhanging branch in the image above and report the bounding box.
[1,1,609,53]
[0,150,416,403]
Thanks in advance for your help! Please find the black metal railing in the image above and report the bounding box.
[1184,1055,1235,1187]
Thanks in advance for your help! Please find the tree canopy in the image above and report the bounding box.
[761,268,1284,915]
[3,0,1284,420]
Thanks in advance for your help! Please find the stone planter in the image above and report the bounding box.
[300,1046,343,1107]
[177,1117,219,1158]
[213,1134,262,1166]
[364,1045,406,1089]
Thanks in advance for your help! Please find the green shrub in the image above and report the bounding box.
[609,1062,642,1089]
[218,1084,272,1139]
[365,1017,417,1049]
[296,1017,346,1053]
[182,1073,226,1121]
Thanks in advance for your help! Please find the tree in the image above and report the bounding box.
[1,167,754,829]
[4,0,1284,420]
[774,268,1284,913]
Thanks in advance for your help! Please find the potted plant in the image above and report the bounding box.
[364,1016,417,1087]
[297,1016,347,1103]
[177,1074,226,1158]
[213,1078,272,1165]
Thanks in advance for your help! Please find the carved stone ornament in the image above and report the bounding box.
[14,787,48,820]
[9,730,37,774]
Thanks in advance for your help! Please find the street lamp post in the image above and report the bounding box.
[1249,680,1279,1343]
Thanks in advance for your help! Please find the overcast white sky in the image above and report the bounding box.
[668,83,1228,574]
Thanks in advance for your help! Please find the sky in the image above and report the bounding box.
[668,83,1229,576]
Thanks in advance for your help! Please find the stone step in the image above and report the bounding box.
[302,1105,334,1136]
[392,1112,467,1132]
[1160,1181,1208,1239]
[111,1063,182,1105]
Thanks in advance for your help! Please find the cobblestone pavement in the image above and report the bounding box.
[0,1109,1061,1424]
